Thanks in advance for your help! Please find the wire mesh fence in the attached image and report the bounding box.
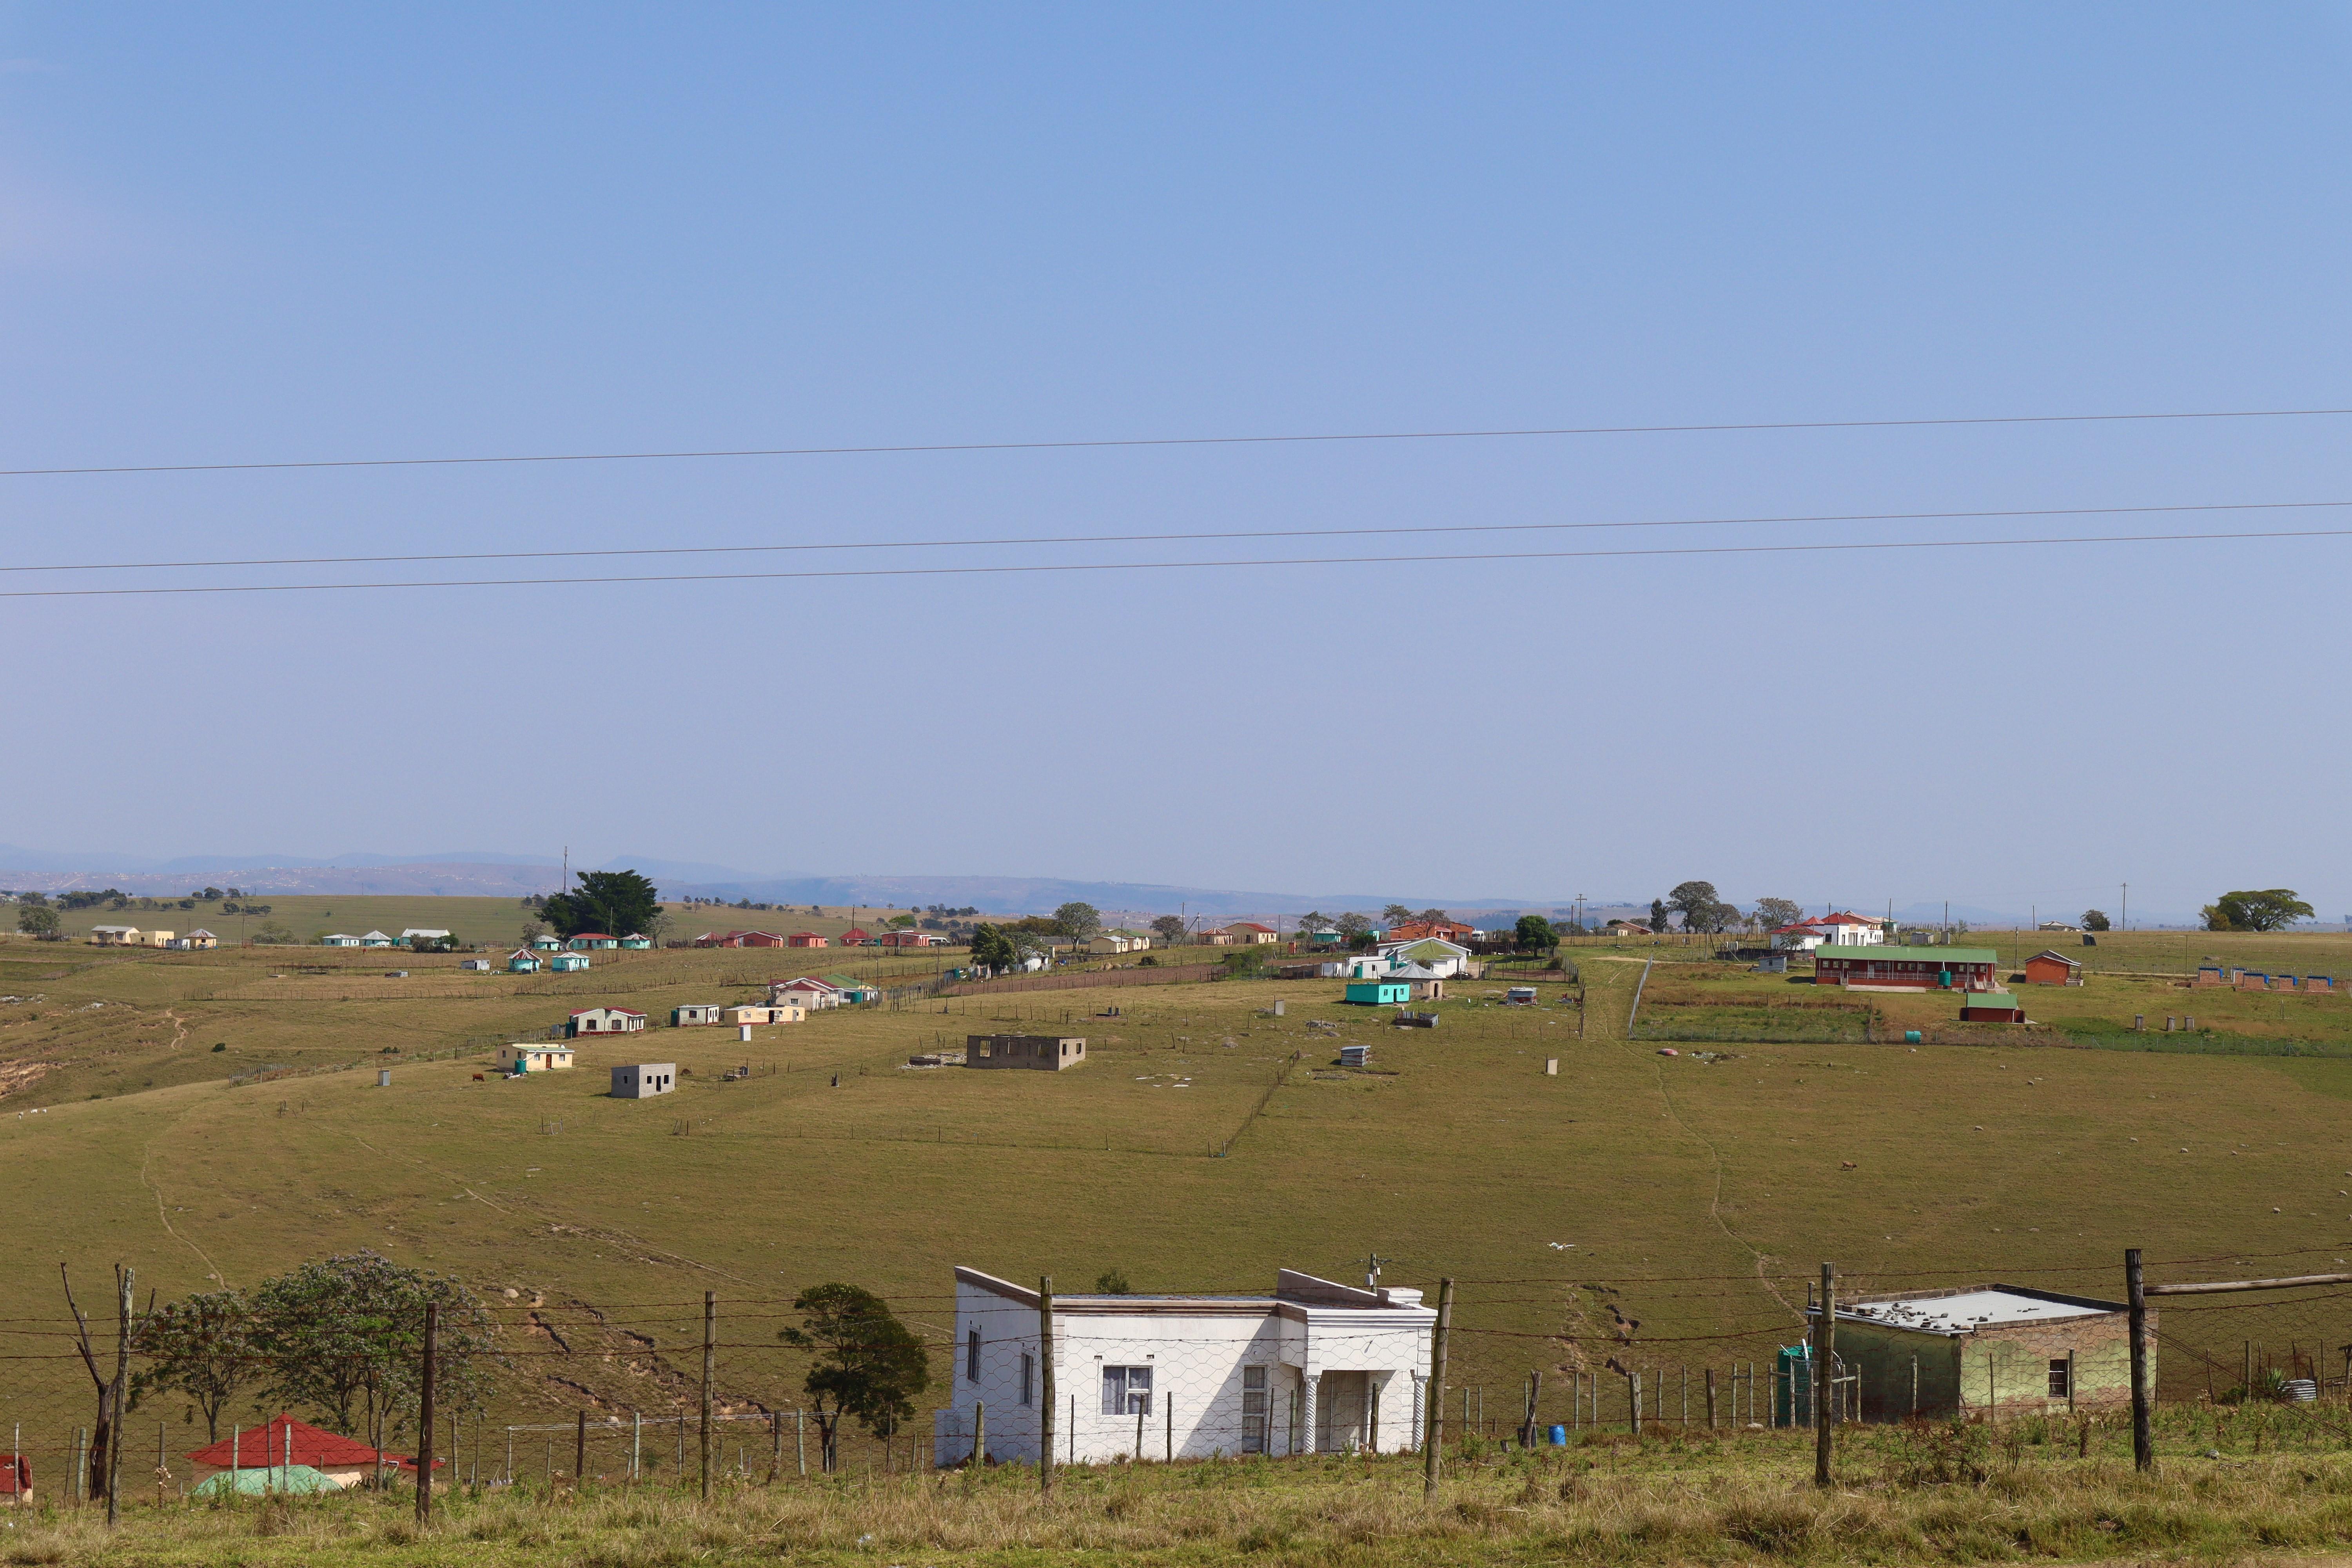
[10,1245,2352,1513]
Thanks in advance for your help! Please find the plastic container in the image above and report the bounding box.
[1548,1424,1567,1446]
[1904,1031,1922,1044]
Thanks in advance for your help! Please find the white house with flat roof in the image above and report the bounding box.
[934,1267,1435,1466]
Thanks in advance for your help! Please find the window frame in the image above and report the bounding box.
[967,1328,981,1382]
[1100,1364,1153,1416]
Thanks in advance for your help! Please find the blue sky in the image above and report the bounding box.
[3,4,2348,919]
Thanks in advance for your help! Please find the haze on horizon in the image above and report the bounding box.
[4,4,2347,923]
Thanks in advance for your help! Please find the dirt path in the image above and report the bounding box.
[142,1119,229,1285]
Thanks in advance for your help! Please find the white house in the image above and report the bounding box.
[399,928,452,946]
[672,1003,726,1027]
[1770,912,1887,952]
[568,1007,646,1036]
[320,933,362,947]
[768,978,843,1009]
[358,931,396,948]
[1372,938,1474,979]
[934,1267,1435,1465]
[1086,929,1151,956]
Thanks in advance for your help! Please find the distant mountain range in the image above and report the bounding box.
[0,846,2216,925]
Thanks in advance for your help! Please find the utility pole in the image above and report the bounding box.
[2122,883,2128,932]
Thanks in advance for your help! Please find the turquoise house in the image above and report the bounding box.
[1345,980,1411,1005]
[531,934,564,951]
[506,949,543,974]
[568,933,619,951]
[619,933,652,950]
[548,951,590,972]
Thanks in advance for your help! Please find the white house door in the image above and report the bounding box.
[1315,1371,1369,1452]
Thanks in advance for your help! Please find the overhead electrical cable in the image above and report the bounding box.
[9,495,2352,576]
[3,522,2348,599]
[5,402,2352,479]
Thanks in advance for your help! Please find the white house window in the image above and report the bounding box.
[1241,1366,1269,1453]
[1019,1353,1034,1406]
[967,1329,981,1381]
[1101,1365,1152,1416]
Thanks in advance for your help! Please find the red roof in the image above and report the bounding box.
[570,1007,645,1018]
[571,932,613,940]
[187,1413,437,1472]
[1229,922,1276,933]
[840,928,871,940]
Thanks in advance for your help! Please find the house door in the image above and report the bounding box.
[1316,1371,1369,1452]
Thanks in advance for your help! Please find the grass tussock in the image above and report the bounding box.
[10,1429,2352,1566]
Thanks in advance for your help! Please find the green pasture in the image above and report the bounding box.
[2,940,2351,1483]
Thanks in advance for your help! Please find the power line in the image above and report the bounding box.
[10,495,2352,576]
[3,521,2347,600]
[5,402,2352,479]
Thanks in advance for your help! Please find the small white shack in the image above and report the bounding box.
[672,1004,725,1027]
[611,1063,676,1098]
[935,1267,1434,1465]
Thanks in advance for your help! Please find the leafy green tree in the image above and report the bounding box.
[129,1289,254,1442]
[2081,909,2111,931]
[2202,889,2314,933]
[1149,915,1187,946]
[540,870,661,939]
[1667,881,1731,934]
[1052,902,1102,944]
[253,921,295,944]
[1649,898,1671,932]
[969,924,1018,972]
[1335,912,1371,942]
[1514,914,1557,953]
[1381,904,1412,926]
[1094,1269,1131,1294]
[1414,908,1449,927]
[250,1252,501,1463]
[16,905,58,938]
[1751,897,1804,933]
[779,1284,930,1472]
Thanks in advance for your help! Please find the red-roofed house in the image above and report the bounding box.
[839,928,876,946]
[787,932,829,948]
[878,930,941,947]
[1770,912,1886,952]
[1383,920,1476,944]
[769,977,844,1009]
[1219,921,1281,945]
[186,1414,436,1490]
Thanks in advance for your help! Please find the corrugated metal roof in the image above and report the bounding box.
[1816,948,2000,965]
[1838,1288,2115,1334]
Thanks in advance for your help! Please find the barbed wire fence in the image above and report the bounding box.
[9,1243,2352,1518]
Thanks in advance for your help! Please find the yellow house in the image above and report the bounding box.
[89,926,140,946]
[141,929,176,947]
[1086,929,1149,955]
[185,930,219,950]
[1220,922,1279,945]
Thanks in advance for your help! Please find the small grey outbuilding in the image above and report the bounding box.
[611,1063,677,1098]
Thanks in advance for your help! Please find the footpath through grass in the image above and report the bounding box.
[15,1414,2352,1567]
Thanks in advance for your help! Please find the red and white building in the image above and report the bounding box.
[1769,912,1886,951]
[770,976,845,1009]
[838,927,876,946]
[878,929,942,947]
[1813,947,2000,992]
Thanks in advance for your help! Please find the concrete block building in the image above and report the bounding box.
[965,1035,1086,1070]
[935,1267,1435,1465]
[611,1063,675,1098]
[1818,1285,2143,1421]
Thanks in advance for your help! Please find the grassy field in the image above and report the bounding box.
[4,921,2352,1554]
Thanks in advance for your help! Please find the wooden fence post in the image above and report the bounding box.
[700,1292,715,1499]
[1705,1367,1718,1430]
[416,1301,438,1525]
[1421,1278,1453,1498]
[1815,1263,1834,1488]
[1039,1277,1056,1496]
[2127,1249,2152,1472]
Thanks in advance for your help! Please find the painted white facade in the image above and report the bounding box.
[934,1268,1434,1466]
[1771,913,1886,952]
[1364,938,1473,978]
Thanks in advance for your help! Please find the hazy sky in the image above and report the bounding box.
[4,4,2348,918]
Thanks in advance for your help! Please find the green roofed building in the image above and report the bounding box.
[822,974,880,1003]
[1813,947,2000,991]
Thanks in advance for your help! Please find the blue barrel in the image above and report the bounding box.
[1904,1030,1922,1044]
[1548,1424,1566,1446]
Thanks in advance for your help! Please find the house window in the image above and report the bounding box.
[2048,1358,2071,1399]
[1020,1353,1034,1406]
[967,1329,981,1382]
[1101,1365,1152,1416]
[1241,1366,1269,1453]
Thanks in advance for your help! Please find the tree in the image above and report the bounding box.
[1052,902,1102,944]
[253,921,295,945]
[1149,915,1187,946]
[249,1252,500,1465]
[200,886,225,902]
[1514,914,1557,953]
[1094,1269,1131,1294]
[16,905,58,938]
[1381,904,1413,926]
[778,1283,930,1472]
[1751,897,1804,934]
[885,913,917,929]
[1649,898,1671,933]
[2082,909,2111,932]
[129,1289,254,1442]
[1334,912,1371,942]
[1667,882,1730,934]
[1414,908,1449,927]
[540,870,661,940]
[2202,889,2314,933]
[969,924,1017,973]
